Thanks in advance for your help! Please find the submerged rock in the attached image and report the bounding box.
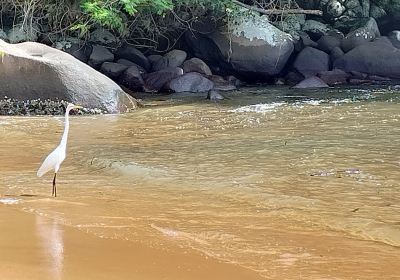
[0,40,137,113]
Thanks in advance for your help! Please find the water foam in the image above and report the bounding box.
[230,102,286,113]
[0,198,20,204]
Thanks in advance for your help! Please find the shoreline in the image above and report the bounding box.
[0,205,263,280]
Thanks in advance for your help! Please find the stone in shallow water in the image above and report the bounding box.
[206,90,224,101]
[292,76,329,89]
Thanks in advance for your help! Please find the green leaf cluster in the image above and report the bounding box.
[80,0,175,32]
[80,0,232,34]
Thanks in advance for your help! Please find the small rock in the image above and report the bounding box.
[89,28,118,45]
[302,20,330,40]
[100,62,128,79]
[317,69,349,86]
[153,50,187,71]
[348,78,372,85]
[183,57,212,76]
[207,89,224,101]
[292,76,329,89]
[115,44,150,71]
[116,59,147,74]
[225,75,244,87]
[350,71,368,79]
[88,45,114,69]
[285,71,305,86]
[208,75,236,91]
[368,75,391,81]
[119,66,144,90]
[144,67,183,92]
[169,72,214,93]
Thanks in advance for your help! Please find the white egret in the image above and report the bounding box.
[37,103,82,197]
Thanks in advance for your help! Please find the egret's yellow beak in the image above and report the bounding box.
[74,105,83,109]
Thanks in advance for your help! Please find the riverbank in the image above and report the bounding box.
[0,205,263,280]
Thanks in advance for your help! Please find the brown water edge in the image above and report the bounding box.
[0,205,263,280]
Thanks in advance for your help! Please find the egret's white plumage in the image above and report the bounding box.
[37,103,82,196]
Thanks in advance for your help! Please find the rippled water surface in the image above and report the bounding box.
[1,87,400,279]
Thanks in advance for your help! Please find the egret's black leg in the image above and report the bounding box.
[52,173,57,197]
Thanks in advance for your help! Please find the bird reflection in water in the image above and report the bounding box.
[35,215,64,280]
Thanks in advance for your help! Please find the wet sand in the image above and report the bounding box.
[0,205,263,280]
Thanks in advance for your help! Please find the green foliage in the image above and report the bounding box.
[80,0,175,33]
[0,0,294,49]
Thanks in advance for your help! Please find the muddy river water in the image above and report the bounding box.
[1,87,399,279]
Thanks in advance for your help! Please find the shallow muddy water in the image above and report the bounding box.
[1,86,400,279]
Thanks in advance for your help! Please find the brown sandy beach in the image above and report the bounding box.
[0,205,263,280]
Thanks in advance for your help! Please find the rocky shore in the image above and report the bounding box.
[0,0,399,114]
[0,98,105,116]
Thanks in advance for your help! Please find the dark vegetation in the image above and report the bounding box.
[0,0,303,50]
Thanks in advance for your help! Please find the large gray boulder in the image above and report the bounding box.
[187,12,293,78]
[334,40,400,78]
[0,40,137,113]
[293,47,330,77]
[341,17,380,52]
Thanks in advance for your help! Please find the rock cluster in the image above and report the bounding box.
[0,4,400,105]
[0,98,105,116]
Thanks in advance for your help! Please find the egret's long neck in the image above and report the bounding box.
[60,108,71,148]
